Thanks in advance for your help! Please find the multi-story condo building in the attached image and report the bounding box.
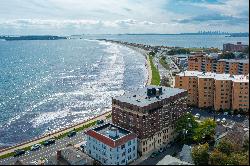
[85,123,138,165]
[223,42,248,52]
[175,71,249,111]
[112,86,188,156]
[188,53,249,75]
[232,79,249,111]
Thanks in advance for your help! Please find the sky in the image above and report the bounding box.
[0,0,249,35]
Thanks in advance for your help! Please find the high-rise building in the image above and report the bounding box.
[112,86,188,156]
[188,53,249,75]
[175,71,249,111]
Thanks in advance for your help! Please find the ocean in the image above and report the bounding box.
[0,39,147,147]
[84,34,249,49]
[0,34,248,147]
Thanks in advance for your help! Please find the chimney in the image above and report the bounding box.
[57,150,61,160]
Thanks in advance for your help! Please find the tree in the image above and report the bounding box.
[175,113,199,143]
[220,52,235,59]
[191,143,209,165]
[228,152,249,165]
[216,139,234,155]
[161,75,170,87]
[193,118,216,143]
[209,149,228,165]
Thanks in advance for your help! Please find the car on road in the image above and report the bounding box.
[216,118,221,124]
[43,138,55,146]
[31,144,41,151]
[14,149,25,157]
[68,131,77,137]
[97,120,104,125]
[224,112,228,116]
[237,114,241,118]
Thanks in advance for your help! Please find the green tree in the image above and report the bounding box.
[216,139,234,155]
[175,113,198,143]
[191,143,210,165]
[228,152,249,165]
[209,149,228,165]
[193,118,216,143]
[220,52,235,59]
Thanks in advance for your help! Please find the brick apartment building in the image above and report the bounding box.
[175,71,249,112]
[223,42,248,52]
[112,86,188,156]
[188,53,249,75]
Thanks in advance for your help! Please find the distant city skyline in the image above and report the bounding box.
[0,0,249,35]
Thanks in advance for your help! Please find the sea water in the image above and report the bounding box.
[0,39,147,147]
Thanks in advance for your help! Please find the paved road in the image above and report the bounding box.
[0,119,111,165]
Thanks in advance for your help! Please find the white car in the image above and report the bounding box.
[237,114,241,117]
[216,118,221,123]
[31,144,41,151]
[194,113,200,119]
[221,118,226,124]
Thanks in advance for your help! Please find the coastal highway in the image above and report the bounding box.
[0,119,111,165]
[0,128,86,165]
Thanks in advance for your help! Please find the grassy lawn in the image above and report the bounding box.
[159,57,170,70]
[149,55,160,85]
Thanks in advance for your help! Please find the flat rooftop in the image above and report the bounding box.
[93,123,130,140]
[177,71,249,82]
[113,86,186,107]
[218,59,249,64]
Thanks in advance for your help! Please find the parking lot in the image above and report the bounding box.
[188,107,247,124]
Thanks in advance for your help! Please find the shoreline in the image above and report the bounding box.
[103,40,152,86]
[0,111,111,157]
[0,39,153,158]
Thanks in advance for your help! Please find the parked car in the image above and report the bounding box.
[158,148,164,153]
[14,149,25,157]
[237,114,241,118]
[221,118,226,124]
[31,144,41,151]
[194,113,200,119]
[43,139,55,146]
[216,118,221,123]
[67,131,77,137]
[224,112,228,116]
[166,144,171,148]
[150,152,159,158]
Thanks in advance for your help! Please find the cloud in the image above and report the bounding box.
[174,14,249,25]
[0,0,248,34]
[190,0,249,17]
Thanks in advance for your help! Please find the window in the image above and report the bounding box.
[133,146,135,150]
[128,140,131,146]
[121,144,125,149]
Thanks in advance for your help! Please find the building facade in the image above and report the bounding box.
[187,53,249,75]
[85,123,137,165]
[223,42,248,52]
[175,71,249,111]
[112,86,188,156]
